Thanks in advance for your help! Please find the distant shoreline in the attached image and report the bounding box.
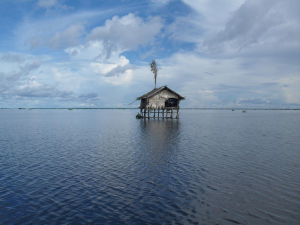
[1,108,299,110]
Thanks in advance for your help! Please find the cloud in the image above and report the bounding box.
[5,71,23,82]
[2,1,299,108]
[1,70,102,103]
[202,0,300,53]
[0,54,105,105]
[19,12,163,57]
[172,0,300,64]
[78,92,98,100]
[238,98,269,104]
[182,0,245,27]
[0,58,76,100]
[49,24,85,49]
[167,14,204,43]
[65,42,104,60]
[79,103,96,107]
[20,60,42,75]
[15,76,73,98]
[281,85,289,88]
[151,0,172,5]
[1,53,26,63]
[86,13,163,59]
[36,0,73,10]
[27,24,85,49]
[213,84,242,91]
[90,55,135,85]
[12,77,103,103]
[17,10,108,50]
[2,60,41,82]
[167,1,246,46]
[104,64,136,77]
[141,50,300,108]
[261,82,277,87]
[0,59,41,95]
[36,0,57,9]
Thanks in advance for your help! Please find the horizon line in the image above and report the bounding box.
[1,108,299,110]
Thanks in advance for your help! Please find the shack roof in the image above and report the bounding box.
[137,85,185,100]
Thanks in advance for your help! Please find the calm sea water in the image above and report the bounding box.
[0,109,299,224]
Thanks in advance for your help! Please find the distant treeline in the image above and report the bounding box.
[0,108,299,110]
[0,108,136,110]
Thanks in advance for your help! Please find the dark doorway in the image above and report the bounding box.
[140,99,147,108]
[165,98,178,107]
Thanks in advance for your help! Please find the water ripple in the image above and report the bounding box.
[0,109,299,224]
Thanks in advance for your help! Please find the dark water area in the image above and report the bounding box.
[0,109,299,224]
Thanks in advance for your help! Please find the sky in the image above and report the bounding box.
[0,0,299,108]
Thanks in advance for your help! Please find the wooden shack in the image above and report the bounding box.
[136,85,185,119]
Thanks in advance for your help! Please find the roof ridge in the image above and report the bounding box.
[136,85,184,100]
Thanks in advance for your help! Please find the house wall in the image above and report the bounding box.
[140,99,147,108]
[141,89,179,109]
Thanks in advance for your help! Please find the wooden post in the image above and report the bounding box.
[144,109,146,118]
[148,108,150,119]
[154,109,155,118]
[140,108,142,117]
[162,109,164,119]
[171,109,173,119]
[158,109,160,119]
[177,107,179,119]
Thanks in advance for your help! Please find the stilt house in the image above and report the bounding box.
[137,85,185,119]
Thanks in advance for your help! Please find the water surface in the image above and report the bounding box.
[0,109,299,224]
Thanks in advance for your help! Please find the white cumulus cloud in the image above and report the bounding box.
[86,13,163,59]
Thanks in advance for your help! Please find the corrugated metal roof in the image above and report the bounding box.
[136,85,185,100]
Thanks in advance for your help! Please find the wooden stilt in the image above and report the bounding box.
[138,107,181,120]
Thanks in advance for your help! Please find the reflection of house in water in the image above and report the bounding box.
[136,85,185,119]
[138,119,181,179]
